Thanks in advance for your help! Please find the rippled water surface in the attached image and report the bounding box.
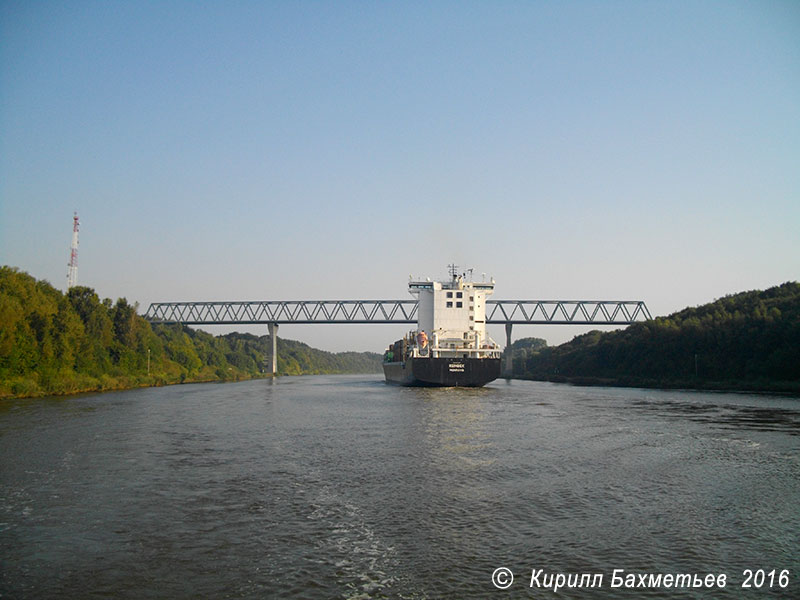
[1,376,799,598]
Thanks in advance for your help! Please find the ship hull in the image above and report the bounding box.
[383,357,501,387]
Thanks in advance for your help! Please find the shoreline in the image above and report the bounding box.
[0,370,380,401]
[0,372,275,401]
[5,372,798,401]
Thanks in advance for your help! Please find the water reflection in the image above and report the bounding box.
[416,387,494,465]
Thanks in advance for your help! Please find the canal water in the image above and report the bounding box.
[1,376,798,599]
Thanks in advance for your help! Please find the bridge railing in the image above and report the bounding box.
[144,299,651,325]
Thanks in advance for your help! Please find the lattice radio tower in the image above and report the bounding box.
[67,212,80,289]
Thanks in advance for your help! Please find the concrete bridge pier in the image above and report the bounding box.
[504,322,513,376]
[268,322,278,375]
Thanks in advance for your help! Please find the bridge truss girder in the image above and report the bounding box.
[144,300,419,325]
[143,299,651,326]
[486,300,652,325]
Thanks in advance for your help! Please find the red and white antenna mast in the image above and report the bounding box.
[67,212,80,289]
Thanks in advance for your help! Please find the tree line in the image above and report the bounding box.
[508,282,800,393]
[0,266,381,398]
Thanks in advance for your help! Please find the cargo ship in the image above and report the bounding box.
[383,266,502,387]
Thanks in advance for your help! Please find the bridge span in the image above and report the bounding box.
[143,299,652,374]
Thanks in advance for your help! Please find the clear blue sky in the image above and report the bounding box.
[2,1,798,352]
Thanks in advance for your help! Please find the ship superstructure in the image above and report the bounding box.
[383,266,502,387]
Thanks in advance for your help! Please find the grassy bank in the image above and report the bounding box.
[1,368,273,400]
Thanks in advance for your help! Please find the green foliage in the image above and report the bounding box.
[0,267,382,398]
[504,337,548,377]
[274,337,382,375]
[517,282,800,392]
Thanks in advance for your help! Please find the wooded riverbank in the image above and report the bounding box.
[506,282,800,396]
[0,267,381,399]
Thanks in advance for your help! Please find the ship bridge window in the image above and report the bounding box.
[446,301,453,308]
[456,292,463,298]
[446,292,453,298]
[456,301,463,308]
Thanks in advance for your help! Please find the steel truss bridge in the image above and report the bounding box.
[144,299,652,374]
[144,299,651,326]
